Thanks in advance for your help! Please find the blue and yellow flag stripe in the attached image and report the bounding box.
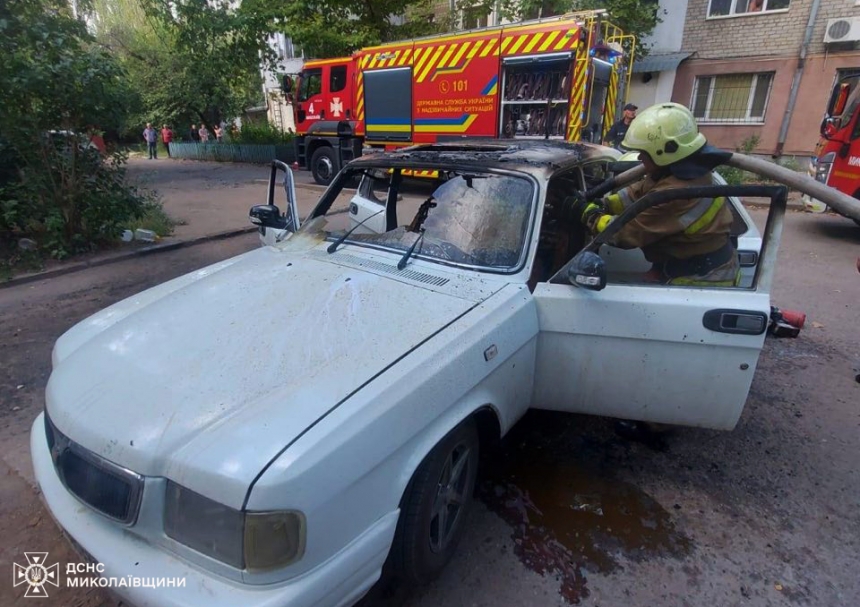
[414,114,478,133]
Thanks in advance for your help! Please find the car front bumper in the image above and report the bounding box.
[30,413,397,607]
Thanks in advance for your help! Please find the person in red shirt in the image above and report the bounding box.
[161,125,174,158]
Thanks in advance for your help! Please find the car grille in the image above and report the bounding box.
[45,413,143,525]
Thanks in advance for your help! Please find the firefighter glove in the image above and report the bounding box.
[566,194,603,226]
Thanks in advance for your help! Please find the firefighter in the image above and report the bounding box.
[572,102,739,287]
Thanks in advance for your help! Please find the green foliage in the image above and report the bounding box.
[459,0,660,56]
[0,0,151,260]
[716,135,761,185]
[777,155,802,173]
[249,0,446,58]
[1,144,153,259]
[233,122,295,145]
[125,201,176,237]
[572,0,661,54]
[90,0,273,134]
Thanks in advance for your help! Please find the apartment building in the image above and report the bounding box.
[674,0,860,156]
[628,0,692,110]
[261,33,304,133]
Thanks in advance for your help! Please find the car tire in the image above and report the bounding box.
[391,418,479,586]
[310,147,338,186]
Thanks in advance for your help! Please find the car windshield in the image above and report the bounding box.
[296,166,536,271]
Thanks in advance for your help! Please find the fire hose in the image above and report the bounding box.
[593,152,860,222]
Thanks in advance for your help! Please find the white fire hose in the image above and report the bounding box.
[609,152,860,222]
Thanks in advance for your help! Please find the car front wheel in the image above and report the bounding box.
[392,418,479,586]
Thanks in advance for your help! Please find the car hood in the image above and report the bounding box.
[46,246,497,508]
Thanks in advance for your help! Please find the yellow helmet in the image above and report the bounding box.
[621,102,706,166]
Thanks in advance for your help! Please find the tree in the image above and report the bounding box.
[249,0,447,59]
[456,0,660,56]
[90,0,277,132]
[0,0,149,259]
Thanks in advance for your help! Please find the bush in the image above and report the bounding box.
[0,141,153,259]
[0,0,150,262]
[125,201,176,237]
[716,135,760,186]
[232,121,294,145]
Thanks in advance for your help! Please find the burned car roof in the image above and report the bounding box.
[348,140,615,177]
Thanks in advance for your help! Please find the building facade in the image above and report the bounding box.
[674,0,860,156]
[261,33,304,133]
[628,0,692,110]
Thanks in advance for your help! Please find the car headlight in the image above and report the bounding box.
[814,152,836,184]
[164,482,306,571]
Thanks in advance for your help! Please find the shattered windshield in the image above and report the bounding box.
[298,167,536,271]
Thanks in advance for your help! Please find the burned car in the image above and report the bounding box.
[32,141,787,607]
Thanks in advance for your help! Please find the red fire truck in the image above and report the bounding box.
[803,71,860,225]
[284,12,634,184]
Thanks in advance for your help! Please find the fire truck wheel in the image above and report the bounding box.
[310,147,338,186]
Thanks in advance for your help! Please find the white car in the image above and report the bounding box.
[32,141,784,607]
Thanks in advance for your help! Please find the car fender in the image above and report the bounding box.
[242,284,538,583]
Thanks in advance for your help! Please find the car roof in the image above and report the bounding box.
[348,140,619,178]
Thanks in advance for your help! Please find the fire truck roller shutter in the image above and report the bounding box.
[583,58,613,143]
[364,67,413,142]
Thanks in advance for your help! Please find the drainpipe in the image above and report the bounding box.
[775,0,822,157]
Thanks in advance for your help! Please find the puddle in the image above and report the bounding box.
[478,412,691,603]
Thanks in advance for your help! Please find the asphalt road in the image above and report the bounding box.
[0,209,857,607]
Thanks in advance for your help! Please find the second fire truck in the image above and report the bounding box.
[803,71,860,226]
[284,11,635,184]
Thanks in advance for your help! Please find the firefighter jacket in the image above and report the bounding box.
[597,171,733,264]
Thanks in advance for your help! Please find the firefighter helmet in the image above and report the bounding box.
[621,102,706,167]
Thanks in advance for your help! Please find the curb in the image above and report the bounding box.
[1,226,257,290]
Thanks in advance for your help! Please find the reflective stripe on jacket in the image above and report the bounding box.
[594,172,734,263]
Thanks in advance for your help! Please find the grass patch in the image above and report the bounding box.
[125,202,177,237]
[0,242,44,282]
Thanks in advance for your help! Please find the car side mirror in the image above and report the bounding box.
[568,251,607,290]
[249,205,287,229]
[821,117,839,140]
[282,75,294,93]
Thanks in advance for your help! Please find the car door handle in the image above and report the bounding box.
[703,309,767,335]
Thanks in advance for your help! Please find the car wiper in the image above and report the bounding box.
[397,229,425,270]
[407,196,437,232]
[327,209,385,253]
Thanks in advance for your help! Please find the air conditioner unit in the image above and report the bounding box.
[824,17,860,44]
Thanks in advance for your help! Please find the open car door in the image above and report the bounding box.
[531,184,786,430]
[254,160,301,246]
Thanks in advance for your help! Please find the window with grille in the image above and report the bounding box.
[708,0,789,17]
[692,73,774,123]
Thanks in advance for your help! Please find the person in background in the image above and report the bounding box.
[213,124,223,142]
[603,103,638,150]
[143,123,158,159]
[161,124,173,158]
[199,124,210,142]
[190,124,200,142]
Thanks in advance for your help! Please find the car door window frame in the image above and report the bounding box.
[549,183,788,293]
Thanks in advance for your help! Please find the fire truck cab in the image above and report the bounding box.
[286,12,634,185]
[803,71,860,225]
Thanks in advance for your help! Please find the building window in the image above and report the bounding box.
[707,0,789,17]
[692,73,774,123]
